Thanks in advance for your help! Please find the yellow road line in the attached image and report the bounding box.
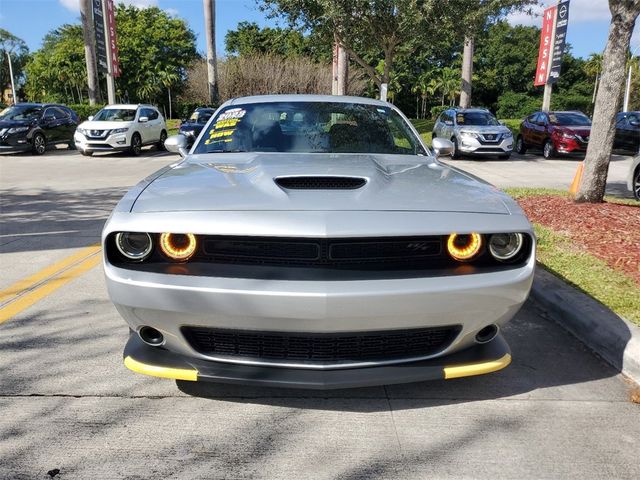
[0,245,102,324]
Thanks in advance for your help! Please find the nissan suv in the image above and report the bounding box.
[432,108,513,159]
[75,104,167,156]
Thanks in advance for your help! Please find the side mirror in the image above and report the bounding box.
[164,134,190,157]
[88,115,94,121]
[498,120,505,125]
[432,137,454,158]
[181,118,187,124]
[139,116,149,123]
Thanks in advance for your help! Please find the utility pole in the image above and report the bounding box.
[80,0,100,105]
[336,44,348,95]
[6,51,17,105]
[459,35,474,108]
[203,0,219,105]
[623,46,639,112]
[542,83,553,111]
[103,0,116,104]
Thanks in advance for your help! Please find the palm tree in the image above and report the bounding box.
[584,53,603,103]
[203,0,219,104]
[157,69,180,119]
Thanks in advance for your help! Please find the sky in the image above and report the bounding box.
[0,0,638,59]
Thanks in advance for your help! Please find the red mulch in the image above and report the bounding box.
[517,195,640,285]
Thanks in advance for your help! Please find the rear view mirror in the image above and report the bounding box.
[432,137,454,158]
[164,134,190,157]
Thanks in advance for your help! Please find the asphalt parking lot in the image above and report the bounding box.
[1,147,638,479]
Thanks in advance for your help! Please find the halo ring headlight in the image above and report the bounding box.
[447,233,482,261]
[489,233,524,262]
[115,232,153,261]
[159,233,197,261]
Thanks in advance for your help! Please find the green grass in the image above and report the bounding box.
[166,119,181,136]
[534,224,640,325]
[504,188,640,324]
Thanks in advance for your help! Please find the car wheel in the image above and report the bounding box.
[543,139,555,159]
[80,150,93,157]
[515,136,527,154]
[32,133,46,155]
[451,137,461,159]
[157,130,167,151]
[634,166,640,201]
[130,133,142,156]
[498,154,511,160]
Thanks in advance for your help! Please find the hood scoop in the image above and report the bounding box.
[275,176,367,190]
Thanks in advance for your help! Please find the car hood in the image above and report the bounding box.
[557,126,591,136]
[131,153,511,215]
[79,120,134,130]
[458,125,511,134]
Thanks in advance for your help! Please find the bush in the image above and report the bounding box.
[430,105,448,120]
[68,104,106,120]
[551,93,592,115]
[496,92,540,119]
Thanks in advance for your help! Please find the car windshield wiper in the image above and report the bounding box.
[206,149,249,153]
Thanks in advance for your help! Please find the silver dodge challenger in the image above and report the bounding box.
[103,94,535,389]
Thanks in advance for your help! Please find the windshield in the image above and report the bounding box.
[92,108,137,122]
[0,105,42,121]
[456,111,499,126]
[549,113,591,126]
[190,110,214,124]
[193,102,426,155]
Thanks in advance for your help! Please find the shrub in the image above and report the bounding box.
[68,104,106,120]
[496,92,540,119]
[430,105,448,120]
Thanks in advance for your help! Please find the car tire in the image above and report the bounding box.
[80,150,93,157]
[633,166,640,201]
[451,137,461,159]
[543,139,555,159]
[32,133,46,155]
[130,133,142,156]
[498,154,511,160]
[157,130,167,151]
[515,136,527,154]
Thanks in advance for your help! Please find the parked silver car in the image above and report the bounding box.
[433,108,513,159]
[103,95,535,389]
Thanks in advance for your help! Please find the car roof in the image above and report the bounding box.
[225,94,392,107]
[449,108,490,113]
[103,104,156,109]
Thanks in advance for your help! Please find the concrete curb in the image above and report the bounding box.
[530,267,640,385]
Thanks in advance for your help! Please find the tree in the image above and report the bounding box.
[259,0,438,96]
[449,0,537,109]
[203,0,219,105]
[583,53,603,103]
[0,29,29,102]
[576,0,640,203]
[79,0,100,105]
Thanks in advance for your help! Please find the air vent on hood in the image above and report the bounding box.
[275,176,367,190]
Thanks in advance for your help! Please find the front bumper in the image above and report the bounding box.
[555,137,587,154]
[0,133,32,152]
[457,134,513,156]
[124,331,512,389]
[74,132,130,152]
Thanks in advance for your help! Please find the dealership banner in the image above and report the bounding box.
[93,0,108,73]
[106,0,121,77]
[547,0,570,84]
[534,4,556,86]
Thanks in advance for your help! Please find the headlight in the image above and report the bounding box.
[115,232,153,261]
[76,127,88,135]
[447,233,482,261]
[8,126,29,134]
[504,130,513,137]
[561,132,575,139]
[112,127,129,134]
[159,233,197,261]
[459,131,477,139]
[489,233,524,262]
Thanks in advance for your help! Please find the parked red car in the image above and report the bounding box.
[516,111,591,159]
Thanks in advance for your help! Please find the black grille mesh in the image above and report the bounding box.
[275,176,366,190]
[182,326,461,364]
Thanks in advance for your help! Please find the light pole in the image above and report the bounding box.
[6,51,17,105]
[623,44,640,112]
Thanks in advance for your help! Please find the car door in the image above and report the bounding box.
[40,108,61,143]
[148,108,163,141]
[52,107,74,142]
[618,113,640,152]
[521,114,536,146]
[137,108,154,144]
[533,113,549,148]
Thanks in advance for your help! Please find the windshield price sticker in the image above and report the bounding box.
[204,108,246,146]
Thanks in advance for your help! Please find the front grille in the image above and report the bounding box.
[478,133,502,144]
[201,236,442,267]
[182,326,461,364]
[275,176,366,190]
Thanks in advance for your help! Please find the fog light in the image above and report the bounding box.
[489,233,524,261]
[447,233,482,261]
[159,233,197,261]
[115,232,153,261]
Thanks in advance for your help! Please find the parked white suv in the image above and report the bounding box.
[75,104,167,156]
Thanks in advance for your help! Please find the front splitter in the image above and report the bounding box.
[123,333,511,389]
